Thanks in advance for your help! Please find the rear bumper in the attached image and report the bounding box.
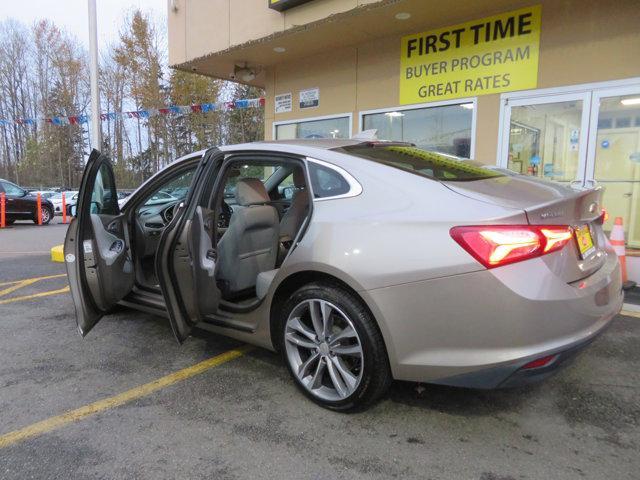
[430,311,614,389]
[497,331,603,388]
[364,247,624,387]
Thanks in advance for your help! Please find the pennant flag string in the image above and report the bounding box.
[0,97,265,128]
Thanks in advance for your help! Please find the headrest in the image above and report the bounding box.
[293,168,305,188]
[227,168,241,178]
[236,178,270,206]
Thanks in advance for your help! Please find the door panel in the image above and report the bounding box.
[505,97,586,183]
[64,150,135,336]
[588,92,640,247]
[156,148,224,343]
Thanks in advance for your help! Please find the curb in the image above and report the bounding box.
[51,244,64,263]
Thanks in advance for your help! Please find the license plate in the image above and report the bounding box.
[575,224,596,259]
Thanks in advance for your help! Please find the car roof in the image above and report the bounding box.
[221,138,363,152]
[171,139,415,167]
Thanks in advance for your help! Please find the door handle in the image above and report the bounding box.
[109,240,124,253]
[623,193,632,197]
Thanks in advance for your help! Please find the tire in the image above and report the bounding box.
[280,281,392,412]
[34,207,52,225]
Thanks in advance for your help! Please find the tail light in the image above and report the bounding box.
[450,225,573,268]
[521,354,558,370]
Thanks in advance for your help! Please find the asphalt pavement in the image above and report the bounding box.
[0,222,638,479]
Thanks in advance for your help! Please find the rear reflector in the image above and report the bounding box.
[450,225,573,268]
[521,354,558,370]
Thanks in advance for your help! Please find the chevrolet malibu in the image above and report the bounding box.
[64,139,623,411]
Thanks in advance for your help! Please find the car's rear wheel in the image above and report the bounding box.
[280,282,391,411]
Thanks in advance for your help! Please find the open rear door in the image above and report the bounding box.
[155,148,224,343]
[64,149,135,336]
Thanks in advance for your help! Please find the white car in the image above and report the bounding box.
[50,191,78,215]
[30,190,57,200]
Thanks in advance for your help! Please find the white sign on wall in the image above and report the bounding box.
[299,88,319,109]
[275,93,292,114]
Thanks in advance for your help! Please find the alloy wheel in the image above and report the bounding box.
[284,299,364,401]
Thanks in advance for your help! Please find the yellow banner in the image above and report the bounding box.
[399,5,541,104]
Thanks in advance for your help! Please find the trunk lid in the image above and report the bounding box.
[443,175,607,282]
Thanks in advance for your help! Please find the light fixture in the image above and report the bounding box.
[273,46,286,53]
[461,103,474,109]
[621,97,640,106]
[385,111,405,118]
[233,63,257,82]
[395,12,411,20]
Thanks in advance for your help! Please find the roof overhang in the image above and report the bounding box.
[172,0,517,87]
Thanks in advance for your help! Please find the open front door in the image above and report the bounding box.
[156,148,224,343]
[64,149,135,336]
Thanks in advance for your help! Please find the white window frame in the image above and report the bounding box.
[497,91,592,184]
[585,83,640,182]
[358,97,478,159]
[272,113,353,141]
[497,76,640,183]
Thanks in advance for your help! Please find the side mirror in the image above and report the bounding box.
[70,205,77,217]
[283,186,295,200]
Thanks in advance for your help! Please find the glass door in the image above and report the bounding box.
[586,86,640,247]
[499,92,591,185]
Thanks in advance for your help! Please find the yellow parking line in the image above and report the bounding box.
[0,286,70,305]
[0,278,41,297]
[0,345,252,449]
[0,273,67,288]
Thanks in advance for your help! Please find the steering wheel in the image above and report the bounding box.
[218,200,233,228]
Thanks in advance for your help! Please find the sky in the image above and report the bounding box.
[0,0,166,47]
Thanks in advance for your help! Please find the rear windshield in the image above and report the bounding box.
[338,145,504,182]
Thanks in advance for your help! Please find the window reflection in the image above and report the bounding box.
[507,101,583,182]
[275,117,350,140]
[363,103,473,158]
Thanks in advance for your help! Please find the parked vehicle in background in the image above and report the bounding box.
[30,190,57,200]
[50,191,79,215]
[64,193,80,216]
[119,190,176,208]
[65,141,623,411]
[0,179,54,224]
[115,191,133,208]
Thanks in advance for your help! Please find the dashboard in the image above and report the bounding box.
[135,200,234,259]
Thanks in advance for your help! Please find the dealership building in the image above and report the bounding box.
[168,0,640,282]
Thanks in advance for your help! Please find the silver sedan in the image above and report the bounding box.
[65,139,623,411]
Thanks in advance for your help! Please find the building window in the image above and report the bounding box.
[361,102,474,158]
[506,100,584,182]
[275,115,351,140]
